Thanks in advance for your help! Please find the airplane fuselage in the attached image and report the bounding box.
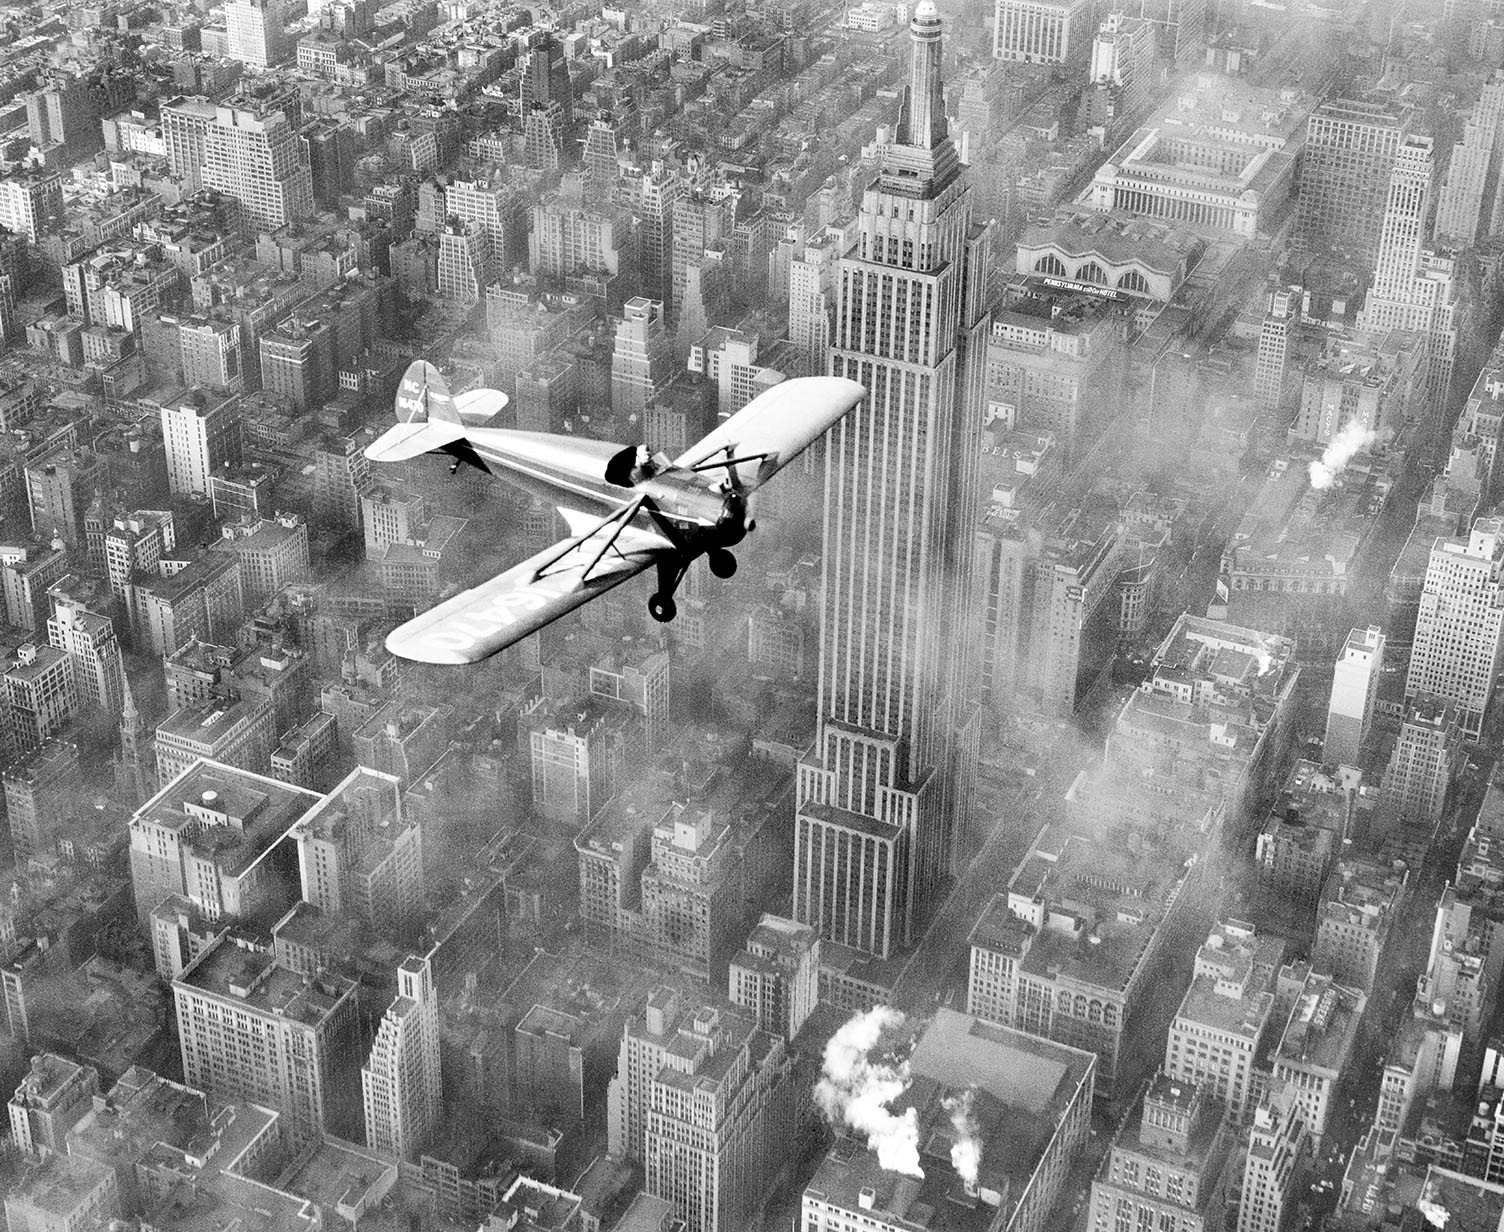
[461,426,747,553]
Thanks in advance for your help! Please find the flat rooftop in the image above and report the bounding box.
[178,940,356,1026]
[135,761,318,877]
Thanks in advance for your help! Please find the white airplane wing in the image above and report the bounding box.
[673,376,866,490]
[386,510,674,664]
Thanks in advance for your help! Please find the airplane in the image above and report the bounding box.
[364,360,866,664]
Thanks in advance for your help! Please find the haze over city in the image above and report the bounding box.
[0,0,1501,1231]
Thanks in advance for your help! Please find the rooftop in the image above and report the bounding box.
[1276,972,1364,1075]
[10,1054,90,1110]
[806,1011,1094,1230]
[177,938,356,1027]
[5,1152,115,1214]
[133,761,317,878]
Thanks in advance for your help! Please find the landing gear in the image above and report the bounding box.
[708,549,737,578]
[648,593,677,622]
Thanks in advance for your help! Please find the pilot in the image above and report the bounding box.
[606,444,668,487]
[630,445,657,483]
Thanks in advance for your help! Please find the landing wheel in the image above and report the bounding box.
[648,593,677,623]
[708,549,737,579]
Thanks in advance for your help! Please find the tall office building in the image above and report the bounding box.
[1325,626,1384,768]
[611,297,673,419]
[787,227,842,377]
[445,178,516,282]
[1086,1074,1233,1232]
[201,104,313,235]
[520,31,572,135]
[293,767,424,933]
[3,740,79,868]
[993,0,1091,63]
[728,915,819,1042]
[128,760,317,926]
[436,221,487,305]
[524,107,564,173]
[179,318,243,392]
[1359,136,1459,405]
[363,956,441,1162]
[582,119,620,209]
[1110,0,1205,66]
[0,173,64,243]
[1435,84,1504,247]
[174,936,361,1146]
[161,389,243,499]
[1384,694,1462,828]
[1298,99,1411,262]
[1237,1083,1309,1232]
[225,0,288,67]
[529,193,622,288]
[1165,921,1285,1129]
[1254,287,1296,412]
[1406,517,1504,739]
[607,988,793,1232]
[161,97,217,193]
[4,643,78,753]
[1366,136,1435,313]
[8,1055,100,1158]
[1087,12,1156,139]
[627,162,683,308]
[794,0,989,958]
[672,190,736,319]
[47,598,123,716]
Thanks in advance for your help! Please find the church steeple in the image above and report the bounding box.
[116,668,152,805]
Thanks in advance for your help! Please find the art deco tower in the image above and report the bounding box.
[793,0,990,960]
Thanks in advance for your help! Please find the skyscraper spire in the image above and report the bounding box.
[886,1,960,199]
[899,0,948,152]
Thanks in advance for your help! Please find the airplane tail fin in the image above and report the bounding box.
[395,360,462,425]
[366,360,468,463]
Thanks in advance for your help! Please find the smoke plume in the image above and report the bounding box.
[942,1086,982,1188]
[1308,421,1376,490]
[815,1007,924,1177]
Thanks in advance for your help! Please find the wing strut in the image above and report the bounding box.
[689,449,772,476]
[535,496,653,585]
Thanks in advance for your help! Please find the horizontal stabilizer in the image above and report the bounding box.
[365,418,467,463]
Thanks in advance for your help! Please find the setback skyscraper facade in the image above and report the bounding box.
[1297,98,1411,263]
[1406,517,1504,740]
[792,0,989,959]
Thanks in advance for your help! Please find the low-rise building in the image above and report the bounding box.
[800,1009,1095,1232]
[968,821,1203,1100]
[1312,857,1408,995]
[1165,921,1286,1128]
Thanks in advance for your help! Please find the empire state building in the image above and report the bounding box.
[793,0,991,959]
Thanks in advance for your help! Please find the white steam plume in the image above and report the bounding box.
[815,1006,924,1178]
[942,1086,982,1188]
[1308,420,1376,490]
[1418,1194,1450,1229]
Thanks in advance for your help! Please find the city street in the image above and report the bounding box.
[891,752,1064,1012]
